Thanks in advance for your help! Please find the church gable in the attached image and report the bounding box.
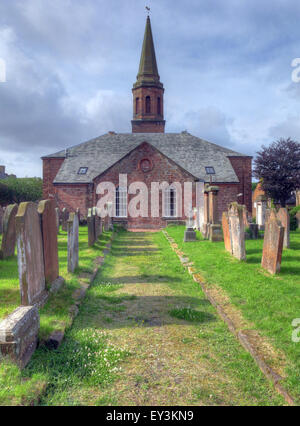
[93,141,196,189]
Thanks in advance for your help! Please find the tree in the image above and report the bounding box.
[253,138,300,207]
[0,177,43,204]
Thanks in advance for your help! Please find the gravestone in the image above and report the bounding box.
[16,202,47,306]
[67,212,79,273]
[107,201,113,231]
[38,200,64,290]
[0,204,18,259]
[243,206,250,228]
[184,208,197,242]
[256,196,267,230]
[62,208,68,232]
[0,207,4,234]
[55,207,60,233]
[208,186,223,242]
[201,187,210,239]
[94,208,102,240]
[248,223,259,239]
[222,212,232,253]
[228,203,246,260]
[261,209,284,274]
[276,207,290,248]
[296,189,300,206]
[0,306,39,368]
[87,208,96,246]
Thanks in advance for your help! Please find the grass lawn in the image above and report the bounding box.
[22,230,286,405]
[0,226,113,405]
[166,226,300,404]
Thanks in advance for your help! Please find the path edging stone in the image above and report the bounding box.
[162,230,295,406]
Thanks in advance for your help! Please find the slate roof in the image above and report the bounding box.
[43,132,250,185]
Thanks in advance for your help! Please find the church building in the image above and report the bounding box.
[42,16,252,229]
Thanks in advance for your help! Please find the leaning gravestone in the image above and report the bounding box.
[0,306,39,368]
[276,208,290,249]
[87,208,96,246]
[16,202,48,306]
[38,200,64,291]
[261,209,284,275]
[94,208,102,240]
[62,208,68,232]
[228,203,246,261]
[67,212,79,273]
[222,211,232,253]
[0,204,18,259]
[55,207,60,233]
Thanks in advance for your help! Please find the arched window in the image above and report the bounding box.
[135,97,139,115]
[146,96,151,113]
[164,187,177,217]
[115,187,127,218]
[157,97,161,115]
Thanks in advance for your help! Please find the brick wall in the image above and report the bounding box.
[42,158,65,200]
[228,156,252,215]
[54,184,92,217]
[93,142,196,229]
[42,146,251,228]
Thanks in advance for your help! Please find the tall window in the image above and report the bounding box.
[146,96,151,113]
[157,97,161,115]
[115,187,127,218]
[164,187,177,217]
[135,97,139,114]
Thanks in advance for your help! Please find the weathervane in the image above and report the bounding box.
[145,6,150,16]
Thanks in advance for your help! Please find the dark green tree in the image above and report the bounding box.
[253,138,300,207]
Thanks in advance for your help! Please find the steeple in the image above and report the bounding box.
[131,16,165,133]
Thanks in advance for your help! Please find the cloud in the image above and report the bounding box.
[0,0,300,176]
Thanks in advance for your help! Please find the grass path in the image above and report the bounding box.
[36,229,285,406]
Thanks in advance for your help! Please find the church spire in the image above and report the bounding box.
[131,16,165,133]
[135,16,161,88]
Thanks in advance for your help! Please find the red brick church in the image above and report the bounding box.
[42,16,252,229]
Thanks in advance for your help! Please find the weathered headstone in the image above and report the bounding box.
[296,189,300,206]
[261,209,284,274]
[61,208,68,232]
[55,207,60,233]
[184,208,197,242]
[276,207,290,248]
[208,186,223,242]
[16,202,47,306]
[107,201,113,231]
[67,212,79,273]
[248,223,259,239]
[243,206,250,228]
[222,212,232,253]
[0,204,18,259]
[0,306,39,368]
[38,200,64,291]
[228,203,246,260]
[94,208,102,240]
[201,187,210,239]
[87,208,96,246]
[256,196,267,230]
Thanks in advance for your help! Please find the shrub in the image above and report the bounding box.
[1,177,42,204]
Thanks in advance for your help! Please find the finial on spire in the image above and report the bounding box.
[145,6,150,16]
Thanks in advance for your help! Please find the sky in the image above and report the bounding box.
[0,0,300,178]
